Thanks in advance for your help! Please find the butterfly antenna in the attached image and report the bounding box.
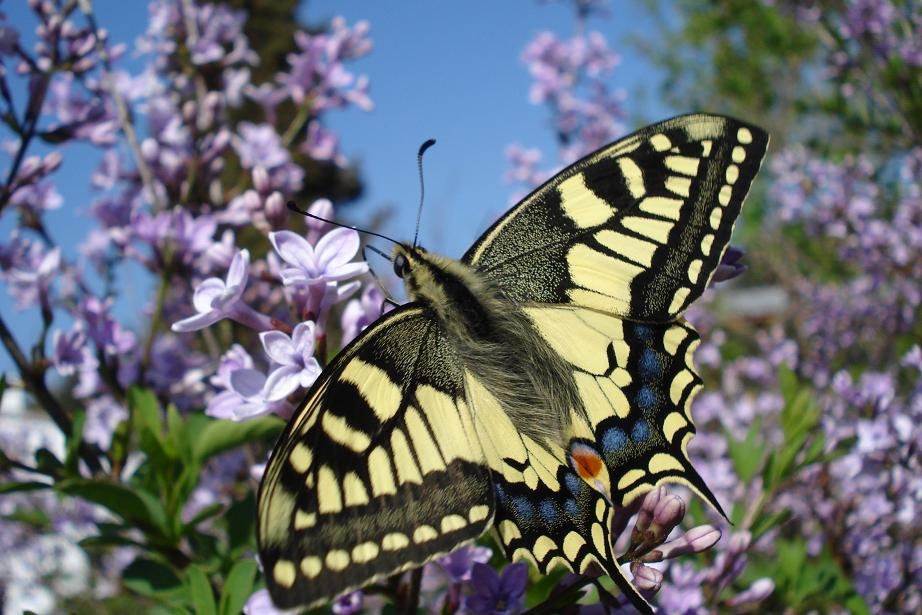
[287,201,402,247]
[412,139,436,248]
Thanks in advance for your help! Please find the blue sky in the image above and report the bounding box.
[1,1,674,374]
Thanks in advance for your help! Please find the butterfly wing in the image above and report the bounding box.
[257,306,495,609]
[472,306,710,614]
[463,114,769,321]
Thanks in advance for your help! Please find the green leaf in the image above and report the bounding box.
[0,480,51,495]
[225,492,256,555]
[123,557,183,598]
[192,416,283,464]
[726,417,764,482]
[130,386,171,468]
[187,565,217,615]
[218,559,258,615]
[56,478,169,537]
[184,502,225,530]
[166,404,188,462]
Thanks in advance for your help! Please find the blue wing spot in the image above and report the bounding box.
[601,427,628,453]
[632,419,651,442]
[511,495,536,520]
[635,385,656,410]
[564,473,583,496]
[539,499,559,524]
[565,499,580,519]
[638,348,662,380]
[632,324,653,340]
[495,483,507,502]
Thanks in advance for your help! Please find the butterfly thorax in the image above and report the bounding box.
[393,244,584,446]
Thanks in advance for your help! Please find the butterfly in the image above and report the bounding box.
[256,114,768,613]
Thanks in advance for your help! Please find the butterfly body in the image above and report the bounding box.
[394,243,583,446]
[256,114,769,613]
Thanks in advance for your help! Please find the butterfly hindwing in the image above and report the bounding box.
[257,307,495,609]
[464,114,769,321]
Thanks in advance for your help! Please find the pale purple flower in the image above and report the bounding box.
[51,326,98,377]
[465,562,528,615]
[172,249,272,332]
[243,588,291,615]
[233,122,290,170]
[340,284,385,347]
[6,245,60,309]
[206,366,288,421]
[261,322,322,402]
[438,545,493,583]
[270,228,368,288]
[331,590,363,615]
[9,179,62,214]
[304,198,335,244]
[83,396,128,449]
[78,296,136,355]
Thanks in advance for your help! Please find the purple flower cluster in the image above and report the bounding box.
[1,1,375,610]
[506,5,627,200]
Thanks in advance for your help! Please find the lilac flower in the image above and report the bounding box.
[243,588,289,615]
[206,365,290,422]
[51,326,98,377]
[465,562,528,615]
[78,296,136,355]
[261,321,322,402]
[331,590,364,615]
[83,396,128,449]
[6,244,59,309]
[171,249,272,333]
[271,228,368,287]
[438,545,493,583]
[282,18,373,113]
[233,122,290,170]
[340,284,385,347]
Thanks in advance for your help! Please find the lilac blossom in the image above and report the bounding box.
[51,325,97,376]
[271,228,368,287]
[261,321,322,402]
[340,283,385,348]
[465,562,529,615]
[171,249,272,333]
[4,243,60,309]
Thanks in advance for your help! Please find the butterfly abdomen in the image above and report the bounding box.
[395,245,582,445]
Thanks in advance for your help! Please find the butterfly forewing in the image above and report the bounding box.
[257,307,495,609]
[464,114,769,321]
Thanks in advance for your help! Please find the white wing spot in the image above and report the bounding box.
[558,174,614,228]
[726,164,740,185]
[732,145,746,163]
[288,442,312,473]
[700,233,714,256]
[316,465,342,514]
[718,184,733,207]
[639,196,683,220]
[440,513,468,533]
[352,541,380,564]
[688,258,703,284]
[665,175,692,198]
[325,549,350,572]
[299,556,322,579]
[273,560,297,587]
[665,154,701,176]
[710,206,723,230]
[294,509,316,530]
[343,471,370,507]
[469,504,491,523]
[737,127,753,144]
[368,446,397,497]
[382,532,410,551]
[649,133,672,151]
[413,525,438,543]
[668,286,691,315]
[616,156,647,198]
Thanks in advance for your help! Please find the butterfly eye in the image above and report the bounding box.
[394,253,410,278]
